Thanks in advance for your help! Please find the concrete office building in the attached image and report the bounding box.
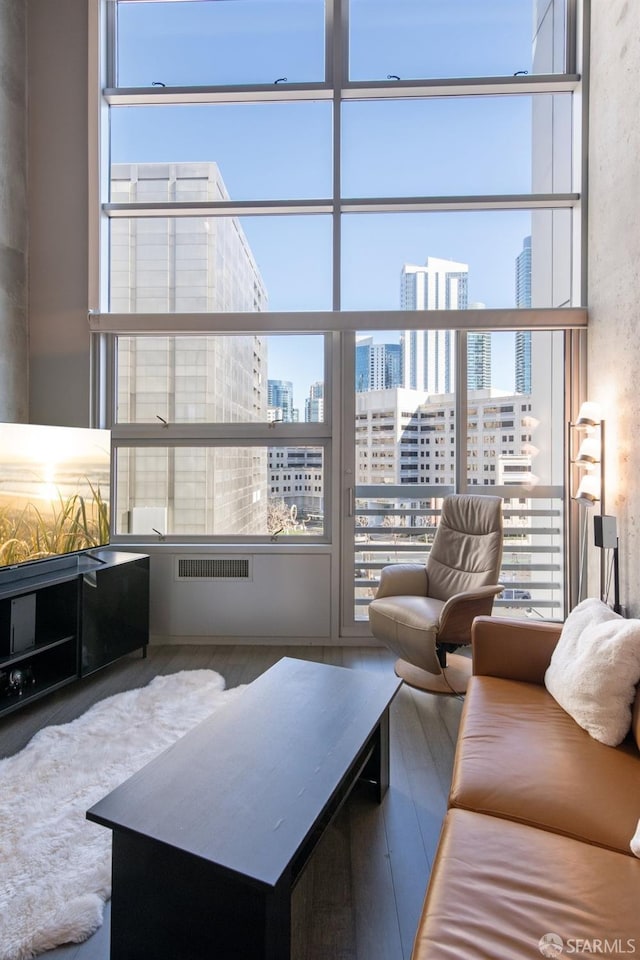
[111,162,269,536]
[356,388,534,489]
[267,447,324,519]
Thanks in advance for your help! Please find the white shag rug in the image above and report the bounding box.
[0,669,245,960]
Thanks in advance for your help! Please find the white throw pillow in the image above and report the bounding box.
[631,820,640,858]
[544,597,640,746]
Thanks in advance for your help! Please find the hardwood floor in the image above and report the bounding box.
[0,645,464,960]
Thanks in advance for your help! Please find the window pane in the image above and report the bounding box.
[116,0,326,87]
[354,488,448,620]
[342,95,572,197]
[468,330,565,620]
[348,0,567,81]
[109,212,332,312]
[355,347,457,484]
[352,328,566,622]
[115,445,325,537]
[111,103,333,202]
[354,327,457,620]
[466,331,564,487]
[115,334,325,424]
[341,211,572,310]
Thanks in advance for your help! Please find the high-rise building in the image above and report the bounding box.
[268,379,295,423]
[355,388,534,489]
[467,333,492,389]
[515,332,532,395]
[516,236,532,308]
[111,162,269,536]
[305,381,324,422]
[466,303,491,390]
[400,256,469,393]
[111,162,267,314]
[355,338,402,392]
[515,236,532,394]
[267,447,324,518]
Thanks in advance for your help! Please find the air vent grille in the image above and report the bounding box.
[176,557,251,581]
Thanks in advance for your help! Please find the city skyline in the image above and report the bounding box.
[96,2,571,622]
[110,12,545,409]
[108,2,559,412]
[269,235,536,406]
[110,155,540,536]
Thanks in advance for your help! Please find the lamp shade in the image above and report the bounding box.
[574,473,600,506]
[576,435,601,465]
[576,401,602,427]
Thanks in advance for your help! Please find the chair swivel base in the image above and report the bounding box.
[395,654,472,695]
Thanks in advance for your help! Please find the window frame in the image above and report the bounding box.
[90,0,588,619]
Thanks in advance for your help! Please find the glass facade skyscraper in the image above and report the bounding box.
[467,332,492,390]
[304,381,324,422]
[400,257,469,394]
[267,379,296,422]
[356,338,402,392]
[515,236,532,394]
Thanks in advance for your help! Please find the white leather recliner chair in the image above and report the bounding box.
[368,494,504,694]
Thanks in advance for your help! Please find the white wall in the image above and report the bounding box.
[147,547,332,642]
[587,0,640,614]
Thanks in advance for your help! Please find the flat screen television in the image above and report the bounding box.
[0,422,111,574]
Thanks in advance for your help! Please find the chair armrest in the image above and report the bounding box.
[436,586,503,646]
[471,615,562,685]
[375,563,428,599]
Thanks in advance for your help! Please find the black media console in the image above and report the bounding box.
[0,551,149,718]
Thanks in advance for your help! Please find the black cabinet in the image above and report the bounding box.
[0,551,149,718]
[81,553,150,676]
[0,575,79,715]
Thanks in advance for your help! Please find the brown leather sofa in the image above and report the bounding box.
[411,616,640,959]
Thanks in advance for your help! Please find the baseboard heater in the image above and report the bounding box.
[175,557,252,581]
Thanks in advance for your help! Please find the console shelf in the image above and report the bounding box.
[0,552,149,718]
[0,632,76,669]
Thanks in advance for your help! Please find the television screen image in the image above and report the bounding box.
[0,422,111,571]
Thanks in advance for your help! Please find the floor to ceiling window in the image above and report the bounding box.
[91,0,587,637]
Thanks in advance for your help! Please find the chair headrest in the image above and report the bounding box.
[440,494,503,537]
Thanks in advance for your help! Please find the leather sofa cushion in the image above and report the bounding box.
[450,675,640,855]
[411,808,640,960]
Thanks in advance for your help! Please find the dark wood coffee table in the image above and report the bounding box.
[87,657,401,960]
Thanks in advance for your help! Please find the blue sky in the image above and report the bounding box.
[113,0,549,406]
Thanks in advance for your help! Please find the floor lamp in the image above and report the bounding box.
[571,402,603,603]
